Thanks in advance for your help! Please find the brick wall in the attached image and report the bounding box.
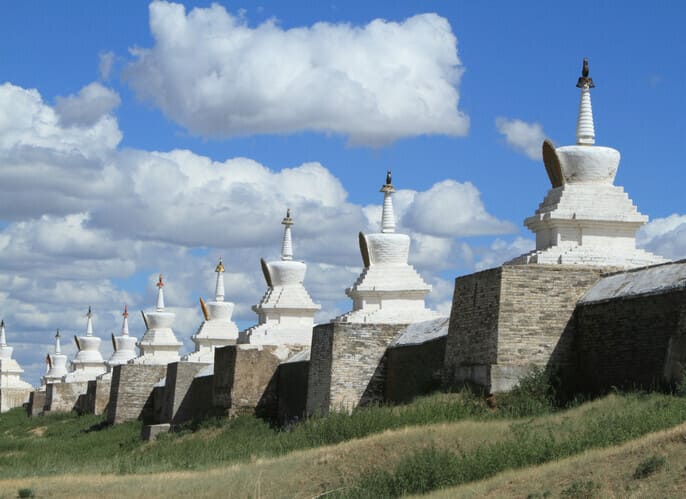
[444,265,607,392]
[307,322,406,415]
[385,336,446,404]
[0,388,31,413]
[278,360,309,424]
[107,364,167,424]
[28,390,45,417]
[84,378,111,415]
[574,290,686,394]
[44,381,89,414]
[160,361,211,424]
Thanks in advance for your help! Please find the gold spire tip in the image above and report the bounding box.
[215,257,225,273]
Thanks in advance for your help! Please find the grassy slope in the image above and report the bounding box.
[0,393,685,498]
[421,422,686,498]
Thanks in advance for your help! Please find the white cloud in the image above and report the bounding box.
[123,1,468,146]
[495,117,545,160]
[98,51,115,81]
[474,236,534,271]
[637,214,686,260]
[401,180,516,237]
[55,82,121,127]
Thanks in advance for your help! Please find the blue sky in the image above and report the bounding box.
[2,1,685,384]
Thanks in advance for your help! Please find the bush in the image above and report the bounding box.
[495,366,559,417]
[17,488,35,498]
[633,454,666,479]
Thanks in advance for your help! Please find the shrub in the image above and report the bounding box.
[633,454,666,479]
[17,488,35,498]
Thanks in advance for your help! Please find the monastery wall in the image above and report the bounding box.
[306,322,406,415]
[44,381,89,414]
[27,390,45,417]
[385,336,446,404]
[85,378,111,415]
[574,280,686,394]
[159,361,212,425]
[107,364,167,424]
[277,358,309,424]
[444,265,608,393]
[0,388,31,413]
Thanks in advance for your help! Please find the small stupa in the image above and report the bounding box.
[106,305,138,368]
[132,274,182,365]
[239,209,320,346]
[184,258,239,362]
[509,58,666,268]
[337,171,440,324]
[0,321,33,392]
[64,307,107,382]
[42,330,68,384]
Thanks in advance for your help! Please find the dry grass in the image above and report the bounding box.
[421,422,686,498]
[0,420,510,498]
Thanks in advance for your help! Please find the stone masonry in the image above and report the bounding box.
[85,377,112,415]
[107,364,167,424]
[44,381,89,414]
[306,322,407,415]
[159,361,211,425]
[444,264,610,393]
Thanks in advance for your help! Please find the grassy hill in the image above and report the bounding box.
[0,378,685,497]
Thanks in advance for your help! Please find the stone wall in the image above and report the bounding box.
[213,345,282,419]
[306,322,407,415]
[44,381,89,414]
[277,360,309,424]
[159,361,211,425]
[107,364,167,424]
[574,290,686,394]
[28,390,45,417]
[385,336,446,404]
[444,265,607,393]
[0,387,31,413]
[84,378,112,415]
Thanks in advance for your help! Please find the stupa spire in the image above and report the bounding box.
[0,320,6,347]
[214,258,225,302]
[380,170,396,233]
[156,274,165,311]
[55,330,62,354]
[85,306,93,336]
[121,305,129,336]
[575,57,596,145]
[281,209,294,261]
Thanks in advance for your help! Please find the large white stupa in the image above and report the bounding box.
[42,330,68,385]
[509,59,666,268]
[132,274,182,365]
[185,258,239,362]
[106,305,138,369]
[64,307,107,382]
[0,321,33,391]
[239,210,320,346]
[337,171,440,324]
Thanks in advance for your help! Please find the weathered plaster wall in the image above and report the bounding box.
[444,265,607,393]
[107,364,167,424]
[28,390,45,417]
[385,336,446,404]
[44,381,89,414]
[574,290,686,394]
[306,322,406,415]
[84,378,111,415]
[0,388,31,413]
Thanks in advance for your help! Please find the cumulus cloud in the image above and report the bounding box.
[55,82,121,127]
[401,180,516,237]
[637,214,686,260]
[474,236,534,271]
[495,117,545,160]
[123,1,468,146]
[98,51,115,80]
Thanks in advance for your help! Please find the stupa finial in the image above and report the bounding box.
[214,257,225,301]
[156,274,165,311]
[380,170,396,233]
[86,306,93,336]
[575,57,595,145]
[0,320,6,347]
[121,304,129,336]
[281,209,294,261]
[55,329,62,354]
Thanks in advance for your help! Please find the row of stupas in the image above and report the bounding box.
[3,59,667,413]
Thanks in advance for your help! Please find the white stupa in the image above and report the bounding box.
[337,171,440,324]
[0,321,32,391]
[42,330,68,385]
[132,274,182,365]
[239,209,320,346]
[184,258,239,362]
[64,307,107,382]
[509,58,666,268]
[106,305,138,368]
